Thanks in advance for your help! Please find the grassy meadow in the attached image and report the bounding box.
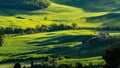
[0,3,109,28]
[0,0,120,68]
[0,30,119,67]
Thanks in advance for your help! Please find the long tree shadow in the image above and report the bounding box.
[27,35,91,46]
[42,46,75,57]
[10,46,75,58]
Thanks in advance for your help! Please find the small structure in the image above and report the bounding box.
[84,32,110,44]
[97,32,110,38]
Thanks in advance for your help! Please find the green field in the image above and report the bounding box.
[51,0,120,11]
[0,3,109,28]
[1,2,120,28]
[0,0,120,68]
[0,30,119,62]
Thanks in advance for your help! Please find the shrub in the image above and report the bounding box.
[103,42,120,68]
[14,63,21,68]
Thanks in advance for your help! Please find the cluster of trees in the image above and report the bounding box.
[96,26,120,31]
[103,42,120,68]
[0,0,51,10]
[0,28,5,46]
[78,26,120,31]
[2,23,78,34]
[1,24,120,35]
[14,56,102,68]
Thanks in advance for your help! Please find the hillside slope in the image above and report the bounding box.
[0,0,50,10]
[86,13,120,26]
[52,0,120,11]
[0,30,119,61]
[0,0,120,28]
[0,3,108,28]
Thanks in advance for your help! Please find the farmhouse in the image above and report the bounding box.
[82,32,110,44]
[97,32,110,38]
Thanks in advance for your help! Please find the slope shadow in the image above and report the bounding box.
[52,0,120,12]
[10,46,76,58]
[0,8,50,16]
[10,47,47,57]
[42,46,74,56]
[27,35,90,46]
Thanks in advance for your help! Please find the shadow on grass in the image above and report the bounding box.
[10,46,76,58]
[27,35,90,46]
[0,8,50,16]
[11,38,119,58]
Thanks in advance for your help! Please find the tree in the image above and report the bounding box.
[75,63,83,68]
[24,28,34,34]
[58,64,70,68]
[14,63,21,68]
[103,42,120,68]
[0,28,5,46]
[14,28,24,34]
[44,16,48,21]
[72,23,77,30]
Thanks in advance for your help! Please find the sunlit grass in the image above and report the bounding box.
[58,56,105,66]
[0,30,119,61]
[0,3,108,28]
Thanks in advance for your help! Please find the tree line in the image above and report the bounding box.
[13,55,102,68]
[78,26,120,31]
[0,0,51,10]
[1,24,120,35]
[1,23,78,35]
[0,28,5,46]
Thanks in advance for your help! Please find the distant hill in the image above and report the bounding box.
[0,0,51,10]
[86,13,120,26]
[52,0,120,11]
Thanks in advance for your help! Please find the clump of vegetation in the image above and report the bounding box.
[14,63,21,68]
[103,42,120,68]
[0,28,5,46]
[2,23,78,35]
[14,56,84,68]
[0,0,51,10]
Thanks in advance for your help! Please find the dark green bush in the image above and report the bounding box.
[103,42,120,68]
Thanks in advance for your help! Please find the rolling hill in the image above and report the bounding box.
[0,2,109,28]
[86,13,120,26]
[0,0,120,68]
[0,0,51,10]
[0,30,119,64]
[52,0,120,11]
[0,0,119,28]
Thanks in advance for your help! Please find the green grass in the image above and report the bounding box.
[0,30,119,67]
[51,0,120,11]
[86,13,120,27]
[0,30,119,62]
[58,56,105,66]
[0,3,108,28]
[0,56,105,68]
[0,1,120,68]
